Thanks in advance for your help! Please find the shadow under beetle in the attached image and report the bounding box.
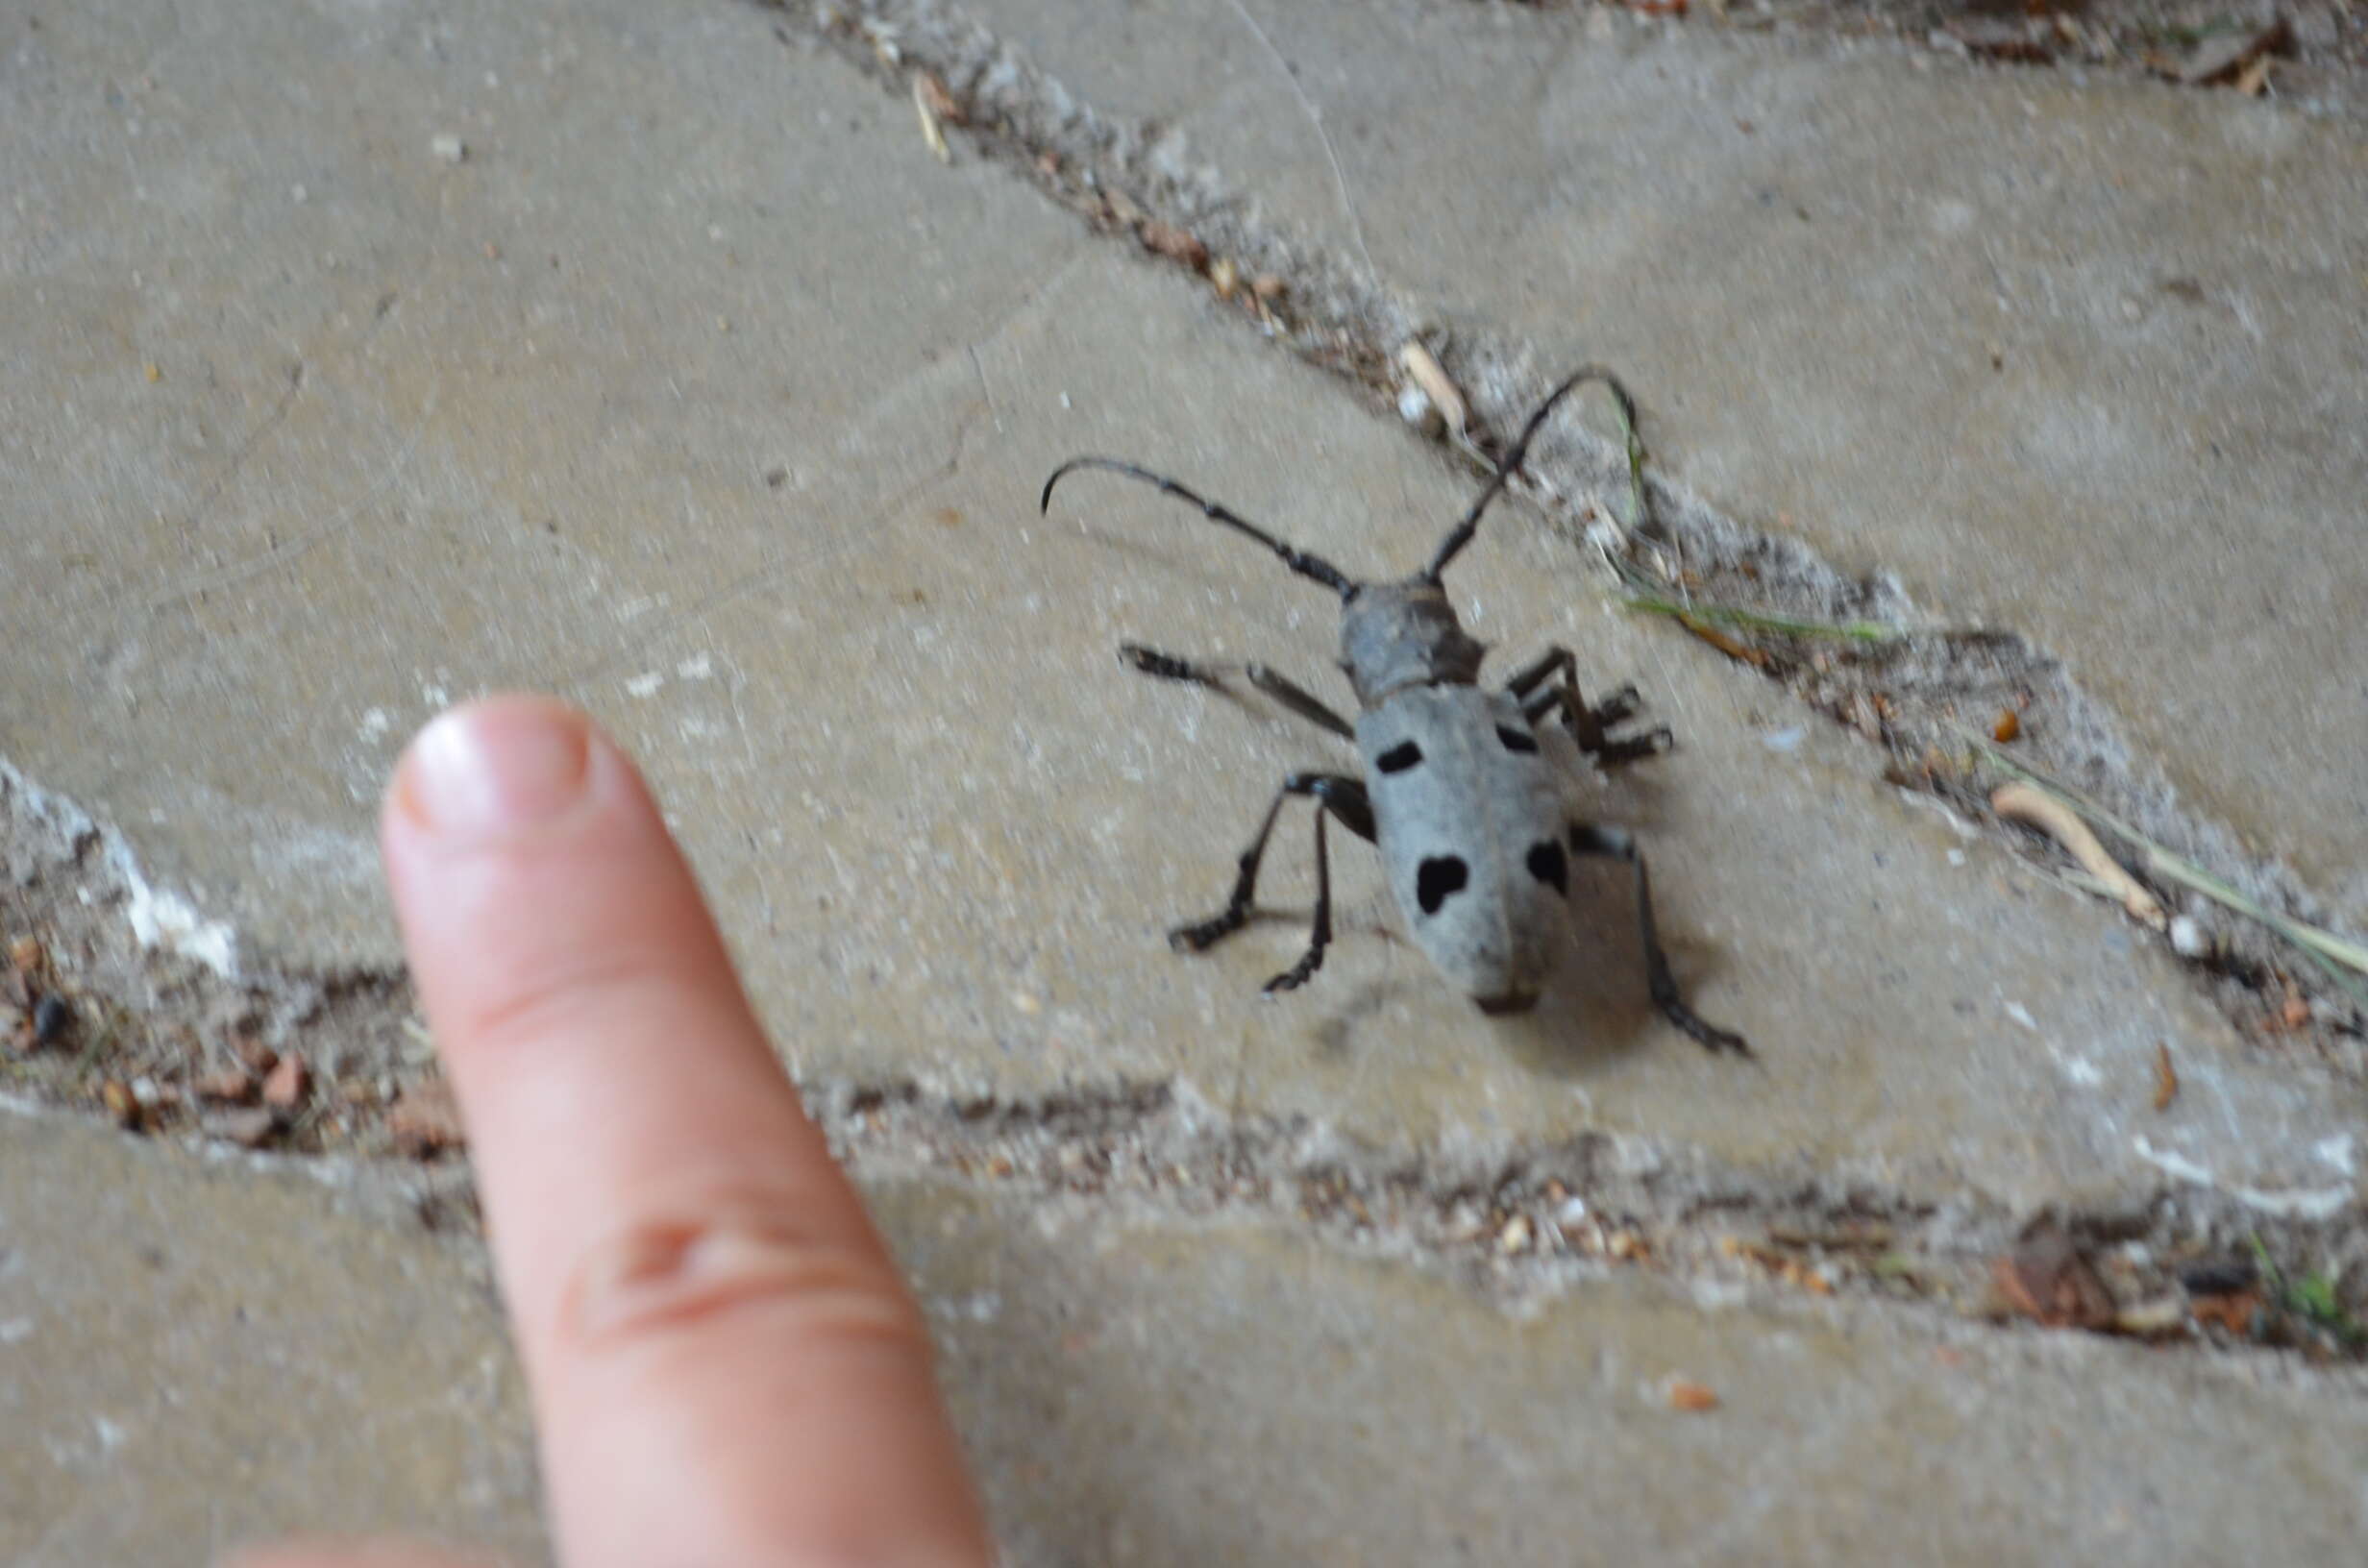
[1039,367,1749,1056]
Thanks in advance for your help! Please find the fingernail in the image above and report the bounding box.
[398,699,593,837]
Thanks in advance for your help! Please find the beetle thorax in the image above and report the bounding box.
[1339,578,1487,709]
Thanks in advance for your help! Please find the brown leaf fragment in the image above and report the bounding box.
[1666,1380,1719,1411]
[913,70,963,126]
[261,1051,310,1111]
[2175,16,2290,86]
[8,936,41,974]
[2152,1042,2179,1112]
[1675,614,1769,667]
[2234,55,2272,94]
[388,1080,467,1159]
[1250,273,1287,302]
[2189,1290,2261,1334]
[101,1079,142,1132]
[1993,1228,2116,1330]
[1139,220,1209,273]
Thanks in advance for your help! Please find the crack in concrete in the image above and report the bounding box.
[757,0,2367,1075]
[822,1073,2368,1366]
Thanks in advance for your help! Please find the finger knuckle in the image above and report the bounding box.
[557,1204,928,1362]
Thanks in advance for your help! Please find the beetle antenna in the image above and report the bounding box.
[1424,366,1640,582]
[1041,457,1356,598]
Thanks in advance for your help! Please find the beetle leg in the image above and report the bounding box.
[1121,642,1357,742]
[1502,644,1576,698]
[1263,806,1335,993]
[1511,647,1667,767]
[1170,772,1373,958]
[1566,823,1752,1057]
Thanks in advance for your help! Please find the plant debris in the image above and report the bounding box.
[2152,1042,2180,1112]
[912,74,952,162]
[1991,780,2167,928]
[1139,220,1209,272]
[1395,341,1469,445]
[1969,736,2368,1011]
[2171,15,2291,86]
[261,1051,311,1111]
[1992,1226,2117,1331]
[1665,1379,1719,1411]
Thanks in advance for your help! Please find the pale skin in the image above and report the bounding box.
[234,697,992,1568]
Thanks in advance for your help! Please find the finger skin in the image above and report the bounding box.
[379,698,990,1568]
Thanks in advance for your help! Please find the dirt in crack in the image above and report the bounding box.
[817,1076,2368,1366]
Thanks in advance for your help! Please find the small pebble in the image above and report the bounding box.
[2169,915,2209,959]
[262,1052,310,1110]
[431,133,467,164]
[1397,383,1443,439]
[1761,727,1805,753]
[1497,1213,1533,1255]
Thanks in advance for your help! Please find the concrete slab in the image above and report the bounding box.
[6,0,2368,1559]
[887,1182,2368,1566]
[929,0,2368,918]
[3,0,2360,1213]
[10,1116,2366,1567]
[0,1114,541,1567]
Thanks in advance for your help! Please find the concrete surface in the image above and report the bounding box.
[0,1114,542,1567]
[4,0,2366,1560]
[951,0,2368,911]
[12,1113,2368,1567]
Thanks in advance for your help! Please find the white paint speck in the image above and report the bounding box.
[2003,1001,2037,1032]
[120,858,238,978]
[2314,1134,2356,1177]
[0,1318,34,1344]
[2059,1055,2103,1087]
[677,653,713,680]
[1946,848,1966,867]
[2134,1136,2356,1219]
[431,133,466,163]
[1761,727,1805,753]
[1059,391,1072,409]
[94,1416,128,1454]
[624,673,663,698]
[358,708,391,743]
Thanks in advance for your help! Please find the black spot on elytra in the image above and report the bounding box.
[1495,724,1540,754]
[1526,840,1568,896]
[1416,855,1469,915]
[1377,740,1423,773]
